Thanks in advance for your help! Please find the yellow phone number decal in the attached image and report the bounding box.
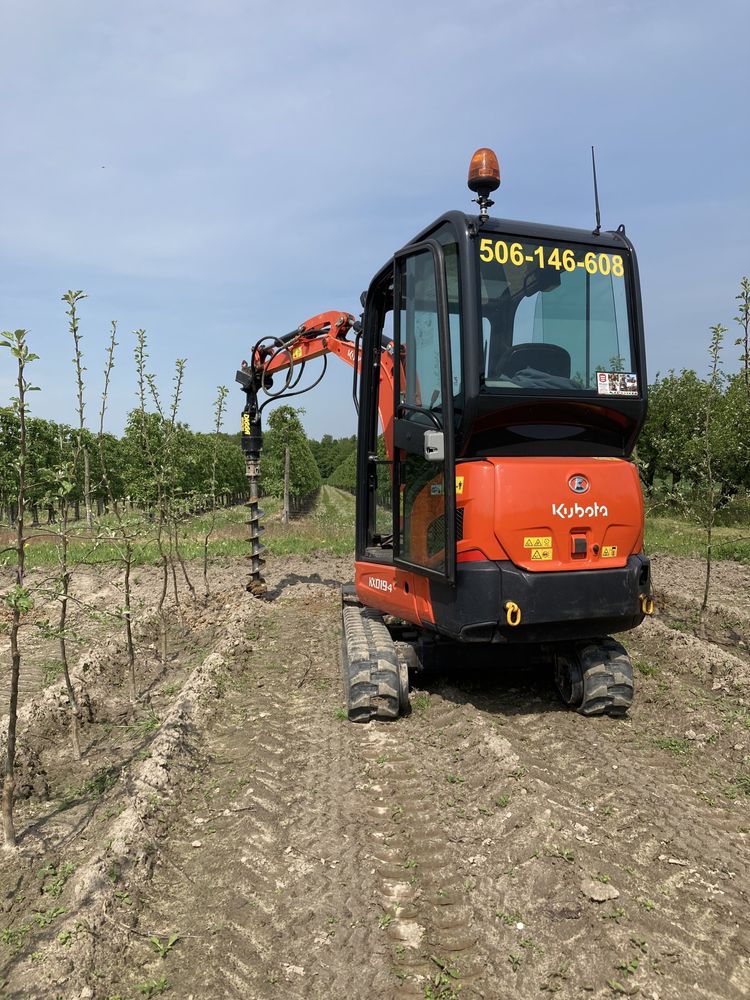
[479,238,624,278]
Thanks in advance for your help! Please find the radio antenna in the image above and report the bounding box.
[591,145,601,236]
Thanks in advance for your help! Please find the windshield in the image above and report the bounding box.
[478,235,638,396]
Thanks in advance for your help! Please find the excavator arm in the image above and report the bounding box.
[235,309,397,594]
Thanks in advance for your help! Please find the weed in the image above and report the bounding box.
[601,804,614,817]
[29,950,44,962]
[510,766,528,780]
[607,980,629,995]
[495,793,510,808]
[653,736,691,756]
[424,955,461,1000]
[334,706,348,721]
[148,934,180,959]
[394,944,406,960]
[540,961,570,993]
[404,858,418,869]
[114,890,132,906]
[39,862,75,899]
[1,924,31,954]
[413,692,430,712]
[508,953,522,972]
[136,978,169,997]
[34,907,66,927]
[630,937,648,954]
[58,930,73,946]
[378,912,393,929]
[603,906,628,923]
[375,753,387,765]
[616,957,639,977]
[640,898,656,911]
[547,846,575,863]
[595,873,611,884]
[162,683,179,696]
[495,910,521,926]
[445,774,464,785]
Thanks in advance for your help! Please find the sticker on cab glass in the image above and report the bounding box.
[524,536,552,549]
[597,372,638,396]
[431,483,444,496]
[601,545,618,558]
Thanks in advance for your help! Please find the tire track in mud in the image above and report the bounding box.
[349,697,534,999]
[410,674,750,1000]
[91,564,749,1000]
[119,588,396,1000]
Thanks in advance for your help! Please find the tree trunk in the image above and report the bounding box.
[84,448,93,530]
[282,446,291,525]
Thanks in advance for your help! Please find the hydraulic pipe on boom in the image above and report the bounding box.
[235,309,397,595]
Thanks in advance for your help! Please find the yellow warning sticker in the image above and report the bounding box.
[601,545,618,558]
[524,536,552,549]
[530,548,553,561]
[292,346,303,360]
[241,413,250,434]
[455,476,464,495]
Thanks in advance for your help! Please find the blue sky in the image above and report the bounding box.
[1,0,748,440]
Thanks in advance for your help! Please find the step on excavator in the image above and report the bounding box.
[237,148,654,721]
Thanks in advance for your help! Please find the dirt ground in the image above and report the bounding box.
[0,544,748,999]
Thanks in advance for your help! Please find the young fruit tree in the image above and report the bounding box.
[1,330,38,848]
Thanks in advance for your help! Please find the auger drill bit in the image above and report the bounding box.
[237,368,267,597]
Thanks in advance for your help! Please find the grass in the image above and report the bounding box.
[727,773,750,799]
[653,736,691,757]
[632,655,659,678]
[646,515,750,562]
[5,487,356,570]
[41,659,65,686]
[11,492,748,569]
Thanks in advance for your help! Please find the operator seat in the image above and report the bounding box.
[500,342,571,379]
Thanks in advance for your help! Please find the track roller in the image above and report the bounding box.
[341,601,409,722]
[554,638,634,717]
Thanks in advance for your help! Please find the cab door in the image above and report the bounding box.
[393,241,456,585]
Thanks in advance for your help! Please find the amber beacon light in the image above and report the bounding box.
[468,147,500,221]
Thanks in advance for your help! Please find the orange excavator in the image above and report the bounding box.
[237,149,654,721]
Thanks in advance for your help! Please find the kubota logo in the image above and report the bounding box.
[552,502,608,519]
[568,475,590,494]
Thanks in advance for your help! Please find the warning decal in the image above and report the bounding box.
[524,536,552,549]
[530,548,553,561]
[292,346,303,360]
[455,476,464,495]
[596,371,638,396]
[601,545,618,558]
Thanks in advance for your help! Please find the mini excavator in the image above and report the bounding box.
[237,149,654,721]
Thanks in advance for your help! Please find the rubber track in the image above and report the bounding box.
[578,637,635,716]
[342,606,400,723]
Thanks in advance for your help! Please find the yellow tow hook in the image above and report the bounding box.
[640,594,655,616]
[505,601,522,627]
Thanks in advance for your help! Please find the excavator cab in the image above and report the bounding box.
[239,149,653,721]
